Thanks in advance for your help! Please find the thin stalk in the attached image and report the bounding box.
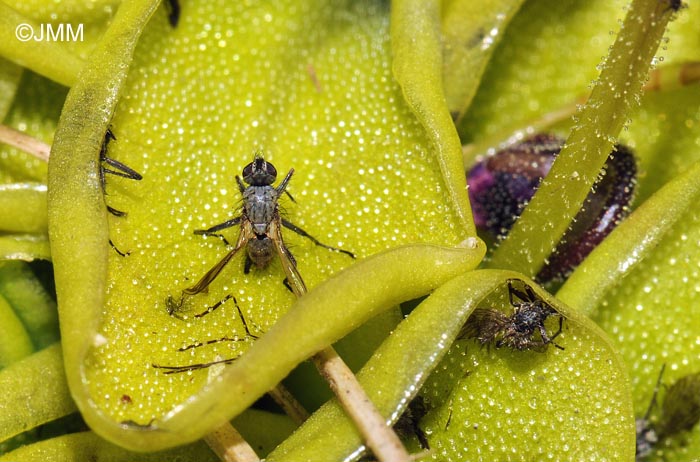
[0,124,50,162]
[268,384,310,425]
[281,259,411,462]
[204,424,260,462]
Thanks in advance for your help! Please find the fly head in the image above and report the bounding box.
[243,154,277,186]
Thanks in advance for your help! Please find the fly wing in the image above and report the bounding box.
[458,308,510,345]
[183,223,253,295]
[269,218,307,297]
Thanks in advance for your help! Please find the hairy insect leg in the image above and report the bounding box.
[100,127,143,217]
[152,356,239,375]
[193,293,233,318]
[281,218,355,258]
[166,294,187,319]
[154,297,262,373]
[549,315,564,339]
[100,129,143,181]
[99,128,116,190]
[506,279,533,306]
[102,157,143,180]
[106,205,127,217]
[184,225,252,296]
[538,319,565,350]
[109,239,130,257]
[644,364,666,421]
[276,169,295,194]
[178,336,249,352]
[235,176,246,193]
[232,296,262,340]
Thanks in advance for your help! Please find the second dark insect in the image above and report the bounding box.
[459,279,565,352]
[636,365,700,461]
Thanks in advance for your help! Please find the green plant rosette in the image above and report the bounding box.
[1,0,699,461]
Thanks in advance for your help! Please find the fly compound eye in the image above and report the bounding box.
[242,156,277,186]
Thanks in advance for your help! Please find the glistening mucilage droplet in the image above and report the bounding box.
[467,134,637,283]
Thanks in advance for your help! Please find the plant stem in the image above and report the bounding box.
[0,124,50,162]
[204,423,260,462]
[268,384,310,425]
[281,258,411,462]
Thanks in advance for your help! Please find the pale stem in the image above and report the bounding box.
[284,268,411,462]
[0,124,51,162]
[204,423,260,462]
[269,383,310,424]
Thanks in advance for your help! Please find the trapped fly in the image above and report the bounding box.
[459,279,564,352]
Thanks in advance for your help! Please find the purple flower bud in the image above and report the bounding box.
[467,134,637,283]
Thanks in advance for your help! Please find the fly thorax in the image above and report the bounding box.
[243,185,279,234]
[513,307,541,333]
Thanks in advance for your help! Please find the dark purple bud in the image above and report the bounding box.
[467,134,637,284]
[468,134,561,235]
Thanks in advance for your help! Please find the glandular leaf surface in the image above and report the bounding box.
[418,279,633,461]
[74,0,467,446]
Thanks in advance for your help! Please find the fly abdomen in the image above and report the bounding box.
[247,235,276,269]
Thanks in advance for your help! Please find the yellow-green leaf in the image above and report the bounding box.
[421,276,633,461]
[47,0,476,450]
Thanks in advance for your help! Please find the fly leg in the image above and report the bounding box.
[538,317,565,350]
[281,218,355,258]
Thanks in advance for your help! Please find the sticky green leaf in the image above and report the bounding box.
[421,285,634,461]
[558,160,700,316]
[267,269,506,461]
[441,0,526,123]
[487,0,679,276]
[0,234,50,261]
[590,184,700,461]
[0,72,66,184]
[4,0,697,459]
[46,0,477,451]
[84,243,484,450]
[0,344,76,442]
[0,183,47,233]
[0,3,83,87]
[0,431,216,462]
[391,0,475,234]
[0,292,33,367]
[0,57,21,121]
[0,261,59,349]
[269,271,633,461]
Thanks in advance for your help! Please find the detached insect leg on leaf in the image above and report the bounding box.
[154,297,261,373]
